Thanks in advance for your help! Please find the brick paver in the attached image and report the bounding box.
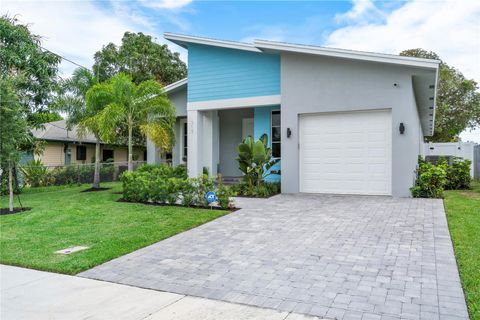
[79,194,469,319]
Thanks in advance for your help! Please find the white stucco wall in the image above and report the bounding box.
[281,53,431,197]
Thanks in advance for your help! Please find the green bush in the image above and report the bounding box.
[121,165,234,209]
[445,158,471,190]
[232,181,280,198]
[20,160,53,187]
[411,159,447,198]
[173,164,188,179]
[217,183,234,209]
[180,178,196,206]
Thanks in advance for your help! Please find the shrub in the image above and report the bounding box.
[234,181,280,198]
[180,178,196,206]
[445,158,471,190]
[192,175,215,207]
[217,183,234,209]
[121,165,233,209]
[411,160,447,198]
[173,164,188,179]
[20,160,53,187]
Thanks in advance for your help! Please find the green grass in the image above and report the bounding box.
[444,181,480,320]
[0,182,228,274]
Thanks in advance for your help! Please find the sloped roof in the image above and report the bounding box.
[31,120,99,144]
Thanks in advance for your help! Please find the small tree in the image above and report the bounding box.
[237,134,280,188]
[53,68,105,189]
[88,73,176,171]
[0,77,32,211]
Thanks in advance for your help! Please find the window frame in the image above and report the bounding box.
[76,145,87,161]
[180,118,188,163]
[271,110,281,159]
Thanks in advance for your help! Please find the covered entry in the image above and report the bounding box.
[299,109,392,195]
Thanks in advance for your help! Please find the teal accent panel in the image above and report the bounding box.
[188,44,280,102]
[254,106,281,183]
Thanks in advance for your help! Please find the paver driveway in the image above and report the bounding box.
[80,195,469,320]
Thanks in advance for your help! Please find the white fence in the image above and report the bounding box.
[422,142,477,178]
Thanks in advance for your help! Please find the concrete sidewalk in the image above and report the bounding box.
[0,265,320,320]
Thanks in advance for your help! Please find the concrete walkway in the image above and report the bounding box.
[0,265,320,320]
[80,194,469,320]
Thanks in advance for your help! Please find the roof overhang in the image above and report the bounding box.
[164,78,187,94]
[254,39,441,69]
[413,69,439,137]
[164,32,261,52]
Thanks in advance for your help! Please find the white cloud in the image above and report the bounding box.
[460,127,480,143]
[2,1,143,76]
[326,0,480,83]
[335,0,385,24]
[1,0,188,76]
[139,0,193,10]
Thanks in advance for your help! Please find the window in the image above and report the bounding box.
[76,145,86,161]
[271,110,281,158]
[102,149,114,162]
[182,121,188,162]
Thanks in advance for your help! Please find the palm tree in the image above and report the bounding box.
[53,68,105,189]
[88,73,176,171]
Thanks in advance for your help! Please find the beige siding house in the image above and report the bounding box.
[31,120,146,167]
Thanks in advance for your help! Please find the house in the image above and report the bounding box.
[147,34,440,197]
[31,120,146,166]
[422,141,478,178]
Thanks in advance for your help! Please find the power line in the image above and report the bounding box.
[39,45,92,71]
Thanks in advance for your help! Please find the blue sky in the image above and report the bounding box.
[2,0,480,141]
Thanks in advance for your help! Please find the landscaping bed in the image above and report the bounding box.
[444,181,480,320]
[0,182,228,274]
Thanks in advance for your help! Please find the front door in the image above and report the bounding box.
[242,118,254,140]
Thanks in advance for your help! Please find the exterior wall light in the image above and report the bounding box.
[287,128,292,138]
[399,122,405,134]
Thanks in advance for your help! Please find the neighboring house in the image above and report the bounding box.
[31,120,146,166]
[422,141,478,178]
[148,34,440,197]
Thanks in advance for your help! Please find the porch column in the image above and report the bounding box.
[187,110,203,177]
[202,110,219,176]
[146,138,161,164]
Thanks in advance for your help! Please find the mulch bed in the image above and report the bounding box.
[0,207,32,215]
[81,187,111,193]
[117,198,239,212]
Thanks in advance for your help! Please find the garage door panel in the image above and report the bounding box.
[299,110,392,195]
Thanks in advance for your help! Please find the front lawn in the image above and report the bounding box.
[444,181,480,320]
[0,182,228,274]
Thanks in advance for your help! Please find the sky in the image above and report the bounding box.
[2,0,480,142]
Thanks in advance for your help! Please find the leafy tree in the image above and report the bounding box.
[0,77,33,211]
[93,32,187,85]
[88,73,176,171]
[400,49,480,142]
[28,111,62,125]
[0,15,60,117]
[53,68,106,189]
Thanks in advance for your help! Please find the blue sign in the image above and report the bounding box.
[205,191,217,204]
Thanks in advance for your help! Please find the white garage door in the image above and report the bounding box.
[299,110,392,195]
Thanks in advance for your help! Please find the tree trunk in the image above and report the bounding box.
[128,124,133,172]
[93,139,101,189]
[8,166,13,212]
